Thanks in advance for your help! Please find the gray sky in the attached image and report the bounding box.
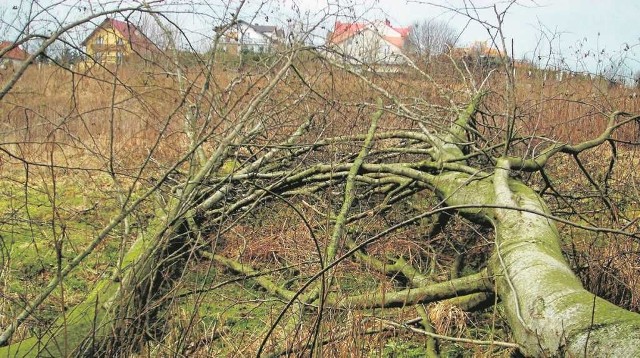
[2,0,638,79]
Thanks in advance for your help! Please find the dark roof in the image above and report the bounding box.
[81,18,158,52]
[235,20,284,39]
[0,41,30,61]
[251,24,279,33]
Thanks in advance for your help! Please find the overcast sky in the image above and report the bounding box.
[2,0,638,78]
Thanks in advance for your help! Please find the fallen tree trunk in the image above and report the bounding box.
[416,159,640,356]
[489,159,640,356]
[240,91,640,356]
[3,76,639,357]
[412,96,640,355]
[398,93,640,355]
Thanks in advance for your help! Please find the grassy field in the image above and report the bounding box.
[1,54,639,356]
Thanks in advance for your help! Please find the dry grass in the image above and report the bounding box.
[428,301,469,337]
[1,55,640,356]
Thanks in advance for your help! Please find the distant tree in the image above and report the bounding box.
[137,12,180,52]
[405,18,458,59]
[56,46,82,66]
[634,70,640,88]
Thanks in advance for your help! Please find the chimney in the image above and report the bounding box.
[385,18,391,26]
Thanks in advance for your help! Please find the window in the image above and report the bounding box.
[95,36,104,45]
[116,52,124,65]
[116,38,124,45]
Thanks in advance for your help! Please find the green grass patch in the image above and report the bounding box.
[0,172,151,337]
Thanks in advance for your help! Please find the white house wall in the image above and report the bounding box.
[335,28,405,66]
[221,23,278,53]
[238,24,272,52]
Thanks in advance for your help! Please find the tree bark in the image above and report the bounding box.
[2,85,639,357]
[427,157,640,356]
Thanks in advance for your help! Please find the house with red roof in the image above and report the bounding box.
[81,18,159,65]
[326,19,410,71]
[0,41,30,69]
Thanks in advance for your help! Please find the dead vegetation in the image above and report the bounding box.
[1,45,639,356]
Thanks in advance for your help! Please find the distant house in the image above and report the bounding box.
[0,41,30,69]
[451,41,504,69]
[326,19,411,71]
[215,20,285,55]
[81,18,159,65]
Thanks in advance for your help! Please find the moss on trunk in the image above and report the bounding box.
[428,158,640,356]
